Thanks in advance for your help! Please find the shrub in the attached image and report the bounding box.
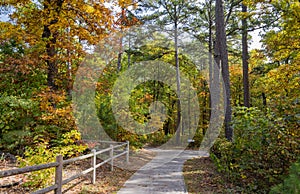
[270,158,300,194]
[211,107,300,193]
[17,130,87,188]
[0,95,40,154]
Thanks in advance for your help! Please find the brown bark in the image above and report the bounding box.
[43,24,58,91]
[42,0,64,91]
[175,19,182,145]
[242,3,250,107]
[215,0,233,141]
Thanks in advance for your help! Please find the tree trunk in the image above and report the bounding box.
[42,0,63,91]
[262,92,267,107]
[117,30,123,72]
[175,20,181,145]
[242,3,250,107]
[208,0,213,128]
[127,31,131,68]
[215,0,233,141]
[43,25,58,91]
[67,26,72,99]
[117,52,123,72]
[202,81,208,135]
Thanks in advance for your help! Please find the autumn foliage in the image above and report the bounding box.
[0,0,299,192]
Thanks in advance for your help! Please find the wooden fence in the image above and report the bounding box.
[0,141,129,194]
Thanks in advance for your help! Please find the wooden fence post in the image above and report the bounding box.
[110,145,114,171]
[55,155,63,194]
[126,141,129,163]
[91,149,96,184]
[0,142,129,194]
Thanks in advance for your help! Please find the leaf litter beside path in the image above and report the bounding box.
[183,157,245,194]
[0,148,156,194]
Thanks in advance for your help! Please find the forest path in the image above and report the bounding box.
[117,148,208,194]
